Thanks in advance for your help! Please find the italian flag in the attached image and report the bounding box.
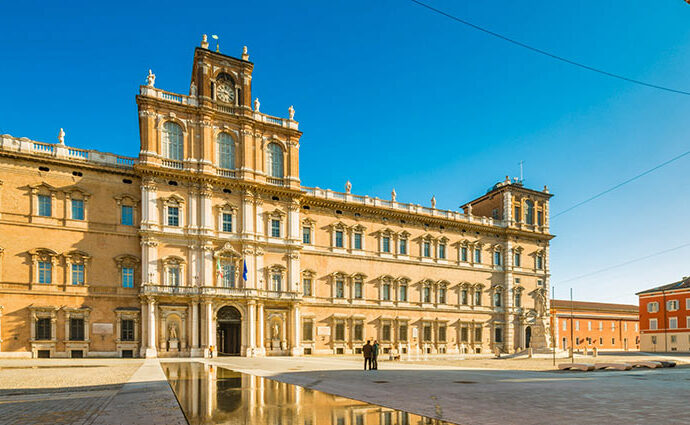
[216,258,224,279]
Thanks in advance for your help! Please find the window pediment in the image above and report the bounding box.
[302,269,316,278]
[267,208,286,218]
[351,224,367,232]
[217,202,238,213]
[302,217,316,226]
[65,187,91,199]
[214,242,240,259]
[161,194,185,205]
[63,250,91,263]
[161,255,186,266]
[114,254,140,268]
[350,272,367,280]
[329,221,347,231]
[29,182,58,193]
[114,194,139,206]
[28,248,58,259]
[376,228,395,236]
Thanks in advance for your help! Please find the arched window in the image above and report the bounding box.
[267,143,284,178]
[525,200,535,225]
[217,133,235,169]
[162,122,183,160]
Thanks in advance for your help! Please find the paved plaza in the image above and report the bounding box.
[0,353,688,425]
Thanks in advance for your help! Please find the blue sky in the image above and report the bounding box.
[2,1,690,304]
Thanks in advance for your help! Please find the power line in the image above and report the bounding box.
[409,0,690,96]
[557,242,690,285]
[552,148,690,218]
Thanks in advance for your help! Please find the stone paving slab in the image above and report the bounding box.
[90,359,187,425]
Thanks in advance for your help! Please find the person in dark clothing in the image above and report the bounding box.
[362,340,373,370]
[372,340,379,370]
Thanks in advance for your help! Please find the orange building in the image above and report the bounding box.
[551,300,639,352]
[637,276,690,352]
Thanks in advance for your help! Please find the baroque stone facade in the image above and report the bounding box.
[0,38,553,358]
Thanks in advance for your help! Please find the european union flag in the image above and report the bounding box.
[242,260,248,281]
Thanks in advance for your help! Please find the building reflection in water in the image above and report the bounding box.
[162,362,449,425]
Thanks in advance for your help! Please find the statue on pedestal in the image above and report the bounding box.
[391,188,397,202]
[58,128,65,145]
[345,180,352,194]
[146,69,156,88]
[431,195,436,209]
[288,105,295,120]
[254,97,260,112]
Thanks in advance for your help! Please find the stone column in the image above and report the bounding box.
[205,301,215,357]
[146,297,157,358]
[287,251,300,293]
[288,200,300,242]
[255,196,264,236]
[0,306,3,352]
[188,188,199,230]
[290,304,302,356]
[139,300,147,357]
[241,189,254,237]
[504,240,514,353]
[201,245,214,287]
[257,303,265,356]
[200,184,213,234]
[141,178,158,228]
[141,239,158,286]
[247,301,256,356]
[191,301,201,356]
[503,190,512,226]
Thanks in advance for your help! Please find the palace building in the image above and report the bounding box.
[637,276,690,352]
[0,36,554,358]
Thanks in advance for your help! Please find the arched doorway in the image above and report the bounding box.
[216,306,241,356]
[525,326,532,349]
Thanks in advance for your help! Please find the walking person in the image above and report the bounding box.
[372,340,379,370]
[362,340,373,370]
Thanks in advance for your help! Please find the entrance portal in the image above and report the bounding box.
[216,306,242,356]
[525,326,532,349]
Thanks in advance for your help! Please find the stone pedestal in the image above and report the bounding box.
[144,347,158,358]
[169,339,179,350]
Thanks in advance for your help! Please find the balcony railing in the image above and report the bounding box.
[161,159,184,169]
[267,177,284,186]
[139,86,198,106]
[1,134,137,169]
[140,284,301,300]
[217,168,236,178]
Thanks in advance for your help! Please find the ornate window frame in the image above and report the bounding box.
[420,278,434,304]
[64,187,90,223]
[513,246,524,268]
[216,130,238,171]
[301,218,316,246]
[266,208,286,239]
[329,221,348,250]
[216,202,238,234]
[419,234,436,260]
[63,250,91,286]
[397,230,410,257]
[491,244,504,268]
[160,119,186,162]
[456,240,470,263]
[160,194,185,229]
[330,271,348,300]
[161,255,186,286]
[534,249,545,271]
[437,280,449,305]
[266,264,286,292]
[29,183,58,220]
[491,284,504,308]
[29,306,59,357]
[351,224,366,252]
[114,194,139,226]
[459,282,471,306]
[64,306,91,356]
[376,228,395,256]
[301,269,316,297]
[214,243,241,288]
[265,141,285,179]
[437,236,449,261]
[350,272,367,301]
[396,277,410,303]
[115,254,140,289]
[28,248,58,286]
[473,283,484,306]
[115,307,141,357]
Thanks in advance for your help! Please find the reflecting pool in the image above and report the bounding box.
[162,362,450,425]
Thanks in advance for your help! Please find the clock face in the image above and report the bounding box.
[217,81,235,103]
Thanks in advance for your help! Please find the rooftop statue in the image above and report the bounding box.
[146,69,156,88]
[58,128,65,145]
[254,97,260,112]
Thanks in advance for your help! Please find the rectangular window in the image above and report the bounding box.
[71,199,84,220]
[647,302,658,313]
[649,318,657,330]
[438,244,446,259]
[302,227,311,244]
[624,322,628,332]
[537,279,544,287]
[514,252,521,267]
[461,290,468,305]
[354,323,363,341]
[460,327,468,342]
[121,205,134,225]
[598,321,603,331]
[335,322,345,341]
[38,194,51,217]
[461,247,468,262]
[667,300,679,311]
[303,278,312,296]
[221,263,235,288]
[474,290,481,306]
[423,286,431,303]
[354,280,363,299]
[687,298,690,310]
[514,292,522,307]
[474,248,481,263]
[382,324,391,341]
[514,206,521,222]
[167,206,179,226]
[69,318,84,341]
[335,230,344,248]
[399,324,408,341]
[575,321,580,331]
[588,321,592,331]
[222,213,233,232]
[494,327,503,343]
[611,322,615,331]
[537,211,544,226]
[669,317,678,329]
[122,267,134,288]
[121,319,135,341]
[382,284,391,301]
[302,321,313,341]
[271,219,281,237]
[423,325,432,342]
[493,251,501,266]
[635,323,638,332]
[335,279,344,298]
[399,238,407,255]
[562,320,567,331]
[71,264,85,285]
[687,317,690,329]
[439,287,446,304]
[536,254,544,270]
[38,261,52,284]
[438,325,446,342]
[272,274,282,292]
[36,318,51,340]
[168,267,180,286]
[382,236,390,253]
[354,232,362,250]
[423,242,431,257]
[474,327,482,342]
[399,284,408,301]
